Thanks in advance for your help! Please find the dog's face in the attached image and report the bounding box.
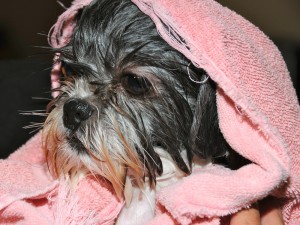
[44,0,228,197]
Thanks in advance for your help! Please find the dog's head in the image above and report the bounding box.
[44,0,229,197]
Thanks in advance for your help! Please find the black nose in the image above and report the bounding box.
[63,98,93,131]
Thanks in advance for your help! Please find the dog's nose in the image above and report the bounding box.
[63,98,93,131]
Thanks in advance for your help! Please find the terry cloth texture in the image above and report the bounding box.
[1,0,299,224]
[0,132,123,224]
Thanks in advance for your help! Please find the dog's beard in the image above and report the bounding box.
[44,110,143,198]
[43,0,230,200]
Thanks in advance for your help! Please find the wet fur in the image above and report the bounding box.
[44,0,232,206]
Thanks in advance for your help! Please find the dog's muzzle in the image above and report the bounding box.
[63,98,93,131]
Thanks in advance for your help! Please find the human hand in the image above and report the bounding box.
[230,197,284,225]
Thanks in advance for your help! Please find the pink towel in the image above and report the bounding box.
[0,132,123,224]
[1,0,299,224]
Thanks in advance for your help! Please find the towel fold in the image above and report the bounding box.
[131,0,300,223]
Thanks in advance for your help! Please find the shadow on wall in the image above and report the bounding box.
[0,0,299,158]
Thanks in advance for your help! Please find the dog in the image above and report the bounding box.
[43,0,234,223]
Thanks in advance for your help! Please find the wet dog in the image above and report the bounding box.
[43,0,231,223]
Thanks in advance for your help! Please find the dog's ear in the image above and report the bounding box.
[188,78,251,169]
[188,79,231,160]
[49,3,87,48]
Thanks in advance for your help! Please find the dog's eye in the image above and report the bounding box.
[121,73,151,95]
[60,61,74,77]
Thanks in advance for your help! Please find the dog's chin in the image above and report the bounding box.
[67,136,87,154]
[44,123,145,199]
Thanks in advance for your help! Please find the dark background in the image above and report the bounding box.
[0,0,299,158]
[0,0,72,158]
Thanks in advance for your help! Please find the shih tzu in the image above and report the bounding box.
[43,0,234,223]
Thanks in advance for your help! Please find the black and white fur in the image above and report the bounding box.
[44,0,235,223]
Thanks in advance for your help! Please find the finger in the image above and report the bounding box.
[261,208,284,225]
[230,206,261,225]
[260,197,284,225]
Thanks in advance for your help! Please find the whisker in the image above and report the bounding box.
[32,45,53,50]
[57,0,68,9]
[19,110,49,117]
[32,97,52,101]
[37,32,50,38]
[23,122,44,133]
[23,122,44,128]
